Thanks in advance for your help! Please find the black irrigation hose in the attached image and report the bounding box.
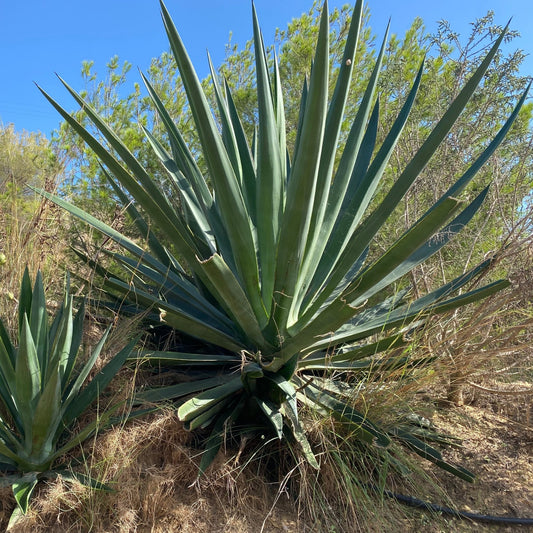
[382,489,533,526]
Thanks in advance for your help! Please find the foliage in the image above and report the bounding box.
[0,125,66,330]
[0,125,61,237]
[375,12,533,289]
[0,125,59,194]
[0,268,134,519]
[38,0,529,483]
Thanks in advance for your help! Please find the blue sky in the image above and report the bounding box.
[0,0,531,137]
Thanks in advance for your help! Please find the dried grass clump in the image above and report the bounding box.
[2,410,302,532]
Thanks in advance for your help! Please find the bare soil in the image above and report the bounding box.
[415,383,533,533]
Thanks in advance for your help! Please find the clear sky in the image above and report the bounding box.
[0,0,531,137]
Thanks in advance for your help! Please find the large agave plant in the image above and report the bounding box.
[38,1,528,477]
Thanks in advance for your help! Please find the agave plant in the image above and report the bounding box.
[0,268,134,516]
[37,0,528,478]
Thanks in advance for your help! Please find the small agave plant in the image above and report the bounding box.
[37,0,528,477]
[0,268,133,518]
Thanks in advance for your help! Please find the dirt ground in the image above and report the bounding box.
[401,381,533,533]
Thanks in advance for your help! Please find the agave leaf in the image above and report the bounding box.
[160,1,264,322]
[30,369,62,465]
[298,333,408,370]
[298,59,424,320]
[139,72,215,213]
[391,428,475,482]
[299,355,415,372]
[34,188,186,282]
[0,341,24,435]
[0,319,14,366]
[299,333,407,369]
[104,170,181,272]
[293,99,380,320]
[296,27,511,329]
[346,199,460,318]
[324,25,509,298]
[197,415,226,477]
[141,125,215,255]
[426,279,510,315]
[301,380,390,447]
[28,271,48,378]
[185,396,234,431]
[55,76,208,266]
[61,326,112,416]
[224,78,257,218]
[48,290,65,348]
[104,276,243,352]
[196,396,246,477]
[252,2,284,312]
[366,186,491,300]
[105,251,234,333]
[429,82,531,213]
[270,1,330,334]
[208,53,243,187]
[47,294,73,385]
[17,268,33,337]
[241,361,263,395]
[255,397,284,439]
[15,317,41,439]
[103,251,233,331]
[281,397,319,469]
[61,336,135,430]
[292,76,309,165]
[275,196,463,361]
[0,415,23,452]
[327,25,390,212]
[198,253,267,345]
[140,75,236,268]
[308,272,508,352]
[12,476,38,514]
[35,88,203,267]
[177,376,243,422]
[0,472,41,488]
[264,372,298,415]
[0,337,16,395]
[272,49,287,180]
[62,301,85,391]
[306,24,390,281]
[56,78,171,210]
[297,8,382,312]
[0,439,21,465]
[134,374,235,404]
[306,0,364,243]
[316,248,370,311]
[55,469,115,492]
[50,401,124,462]
[134,350,240,366]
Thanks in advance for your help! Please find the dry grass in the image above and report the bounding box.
[0,410,302,532]
[0,178,66,333]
